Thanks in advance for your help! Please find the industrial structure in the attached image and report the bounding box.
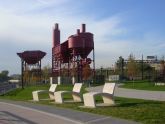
[52,23,95,83]
[17,50,46,88]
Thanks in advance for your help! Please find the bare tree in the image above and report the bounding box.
[82,64,92,85]
[42,64,51,83]
[23,66,30,85]
[70,63,78,84]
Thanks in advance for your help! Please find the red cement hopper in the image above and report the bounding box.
[68,24,94,59]
[17,50,46,64]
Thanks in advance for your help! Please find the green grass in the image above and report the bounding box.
[0,85,50,100]
[0,84,165,124]
[120,80,165,91]
[0,84,82,101]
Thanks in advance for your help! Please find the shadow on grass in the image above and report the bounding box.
[115,100,162,107]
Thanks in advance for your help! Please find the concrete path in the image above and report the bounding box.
[86,84,165,101]
[0,99,139,124]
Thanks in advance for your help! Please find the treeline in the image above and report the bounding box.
[96,54,165,82]
[0,70,9,82]
[116,54,165,81]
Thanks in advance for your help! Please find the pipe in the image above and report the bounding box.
[81,24,86,33]
[53,23,60,47]
[55,23,59,29]
[77,29,80,34]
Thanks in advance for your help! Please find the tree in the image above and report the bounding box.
[116,56,124,79]
[23,66,30,85]
[0,70,9,82]
[61,65,68,77]
[70,63,78,84]
[70,63,77,77]
[42,64,51,83]
[136,63,153,80]
[160,58,165,82]
[82,64,92,81]
[126,54,137,80]
[144,64,153,81]
[82,64,92,86]
[1,70,9,76]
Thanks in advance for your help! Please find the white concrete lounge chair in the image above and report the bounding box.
[32,84,57,101]
[155,82,165,86]
[83,83,116,108]
[54,83,83,104]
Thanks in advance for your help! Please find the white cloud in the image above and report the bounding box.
[35,0,49,4]
[0,0,164,74]
[34,0,69,5]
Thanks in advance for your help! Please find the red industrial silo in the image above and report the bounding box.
[52,23,95,83]
[17,50,46,88]
[68,24,95,82]
[68,24,94,59]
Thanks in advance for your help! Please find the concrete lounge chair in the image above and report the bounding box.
[83,83,116,108]
[155,82,165,86]
[54,83,83,104]
[32,84,57,101]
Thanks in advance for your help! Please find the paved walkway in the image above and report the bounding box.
[0,100,139,124]
[86,84,165,101]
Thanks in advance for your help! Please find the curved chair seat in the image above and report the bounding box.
[54,83,83,104]
[83,83,116,108]
[32,84,57,101]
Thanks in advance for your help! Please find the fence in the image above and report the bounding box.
[0,83,16,95]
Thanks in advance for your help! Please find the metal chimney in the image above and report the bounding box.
[77,29,80,34]
[53,23,60,47]
[55,23,59,29]
[81,24,86,33]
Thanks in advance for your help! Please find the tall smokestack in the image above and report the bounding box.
[77,29,80,35]
[55,23,58,29]
[53,23,60,47]
[81,24,86,33]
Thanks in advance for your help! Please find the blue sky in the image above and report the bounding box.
[0,0,165,75]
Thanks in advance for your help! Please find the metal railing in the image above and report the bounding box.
[0,83,16,95]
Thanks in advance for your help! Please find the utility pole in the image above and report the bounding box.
[21,59,24,89]
[121,57,124,81]
[141,54,144,80]
[100,67,103,75]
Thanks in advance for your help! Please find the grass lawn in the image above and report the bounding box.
[0,84,165,124]
[120,80,165,91]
